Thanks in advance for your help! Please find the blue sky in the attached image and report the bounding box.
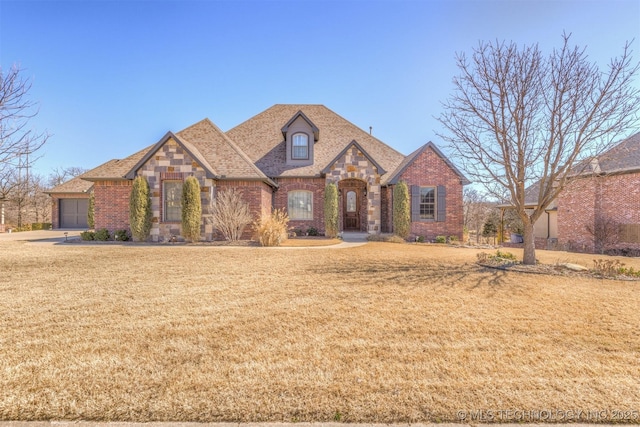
[1,0,639,177]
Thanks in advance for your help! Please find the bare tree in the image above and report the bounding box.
[0,65,48,171]
[463,187,493,243]
[210,189,253,241]
[438,34,640,264]
[48,166,87,188]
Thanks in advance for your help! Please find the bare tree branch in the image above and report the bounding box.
[438,34,640,264]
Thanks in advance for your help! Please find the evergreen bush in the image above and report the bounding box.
[393,181,411,239]
[129,176,152,242]
[87,191,95,229]
[181,176,202,242]
[324,182,339,238]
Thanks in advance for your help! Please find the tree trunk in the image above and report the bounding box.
[522,221,536,265]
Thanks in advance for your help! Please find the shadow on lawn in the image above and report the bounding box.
[316,261,512,290]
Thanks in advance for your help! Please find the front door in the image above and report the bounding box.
[343,189,360,231]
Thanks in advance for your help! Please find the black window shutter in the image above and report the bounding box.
[437,185,446,222]
[411,185,420,222]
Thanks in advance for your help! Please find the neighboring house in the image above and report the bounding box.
[48,105,470,241]
[506,132,640,253]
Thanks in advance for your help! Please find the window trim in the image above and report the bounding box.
[419,186,436,220]
[291,132,310,160]
[288,190,313,220]
[163,180,183,222]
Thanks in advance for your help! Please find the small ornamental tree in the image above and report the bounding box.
[393,181,411,239]
[324,182,338,238]
[87,191,95,229]
[181,176,202,242]
[129,176,152,242]
[211,188,253,241]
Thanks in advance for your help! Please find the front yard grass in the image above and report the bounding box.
[0,241,638,422]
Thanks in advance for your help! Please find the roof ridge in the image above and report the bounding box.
[195,118,272,181]
[317,104,406,158]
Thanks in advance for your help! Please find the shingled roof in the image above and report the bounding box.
[46,174,93,194]
[582,132,640,175]
[226,104,406,182]
[520,132,640,206]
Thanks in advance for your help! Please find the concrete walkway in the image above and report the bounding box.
[0,229,82,243]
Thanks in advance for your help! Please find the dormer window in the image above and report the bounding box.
[292,133,309,160]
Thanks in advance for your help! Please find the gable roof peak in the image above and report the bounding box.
[281,110,320,141]
[321,139,387,175]
[386,141,471,185]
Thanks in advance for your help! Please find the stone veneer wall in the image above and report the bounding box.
[50,192,91,229]
[273,177,326,234]
[137,138,213,242]
[325,146,382,233]
[94,180,132,232]
[397,146,465,241]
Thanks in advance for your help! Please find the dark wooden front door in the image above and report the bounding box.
[343,189,360,231]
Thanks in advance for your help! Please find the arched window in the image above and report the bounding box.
[288,190,313,220]
[292,133,309,159]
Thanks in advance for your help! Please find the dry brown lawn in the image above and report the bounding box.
[0,241,638,423]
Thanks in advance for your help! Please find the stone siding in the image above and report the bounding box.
[397,146,465,241]
[325,145,382,233]
[137,138,213,242]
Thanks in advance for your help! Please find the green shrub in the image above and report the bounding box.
[14,224,32,232]
[307,226,319,236]
[324,182,339,238]
[114,229,130,241]
[87,191,95,229]
[181,176,202,242]
[416,235,425,243]
[254,208,289,247]
[435,235,446,243]
[129,176,152,242]
[393,181,410,238]
[30,222,52,231]
[94,228,110,241]
[80,230,95,241]
[366,234,406,244]
[449,235,458,242]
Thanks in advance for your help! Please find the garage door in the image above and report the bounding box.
[60,199,89,228]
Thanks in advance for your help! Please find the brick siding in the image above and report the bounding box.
[396,146,465,241]
[558,172,640,253]
[273,178,326,234]
[94,180,132,232]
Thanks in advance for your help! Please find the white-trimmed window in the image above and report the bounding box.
[288,190,313,220]
[292,133,309,159]
[164,180,182,222]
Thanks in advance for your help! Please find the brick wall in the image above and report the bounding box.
[558,172,640,253]
[273,177,326,234]
[217,180,273,233]
[50,193,91,229]
[397,146,465,241]
[94,180,132,232]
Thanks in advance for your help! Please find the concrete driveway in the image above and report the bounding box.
[0,229,82,243]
